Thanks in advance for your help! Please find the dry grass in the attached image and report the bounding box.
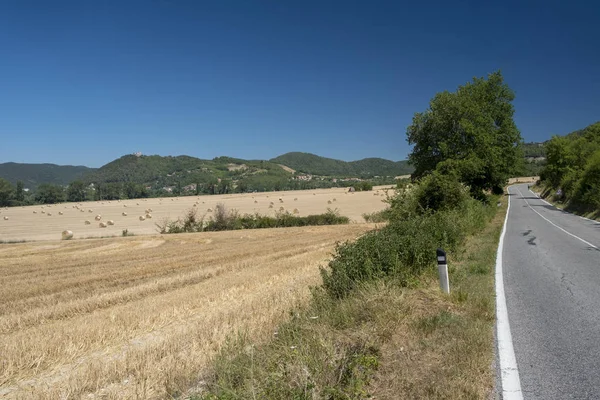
[0,187,390,242]
[0,224,376,399]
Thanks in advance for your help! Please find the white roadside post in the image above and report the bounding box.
[437,248,450,294]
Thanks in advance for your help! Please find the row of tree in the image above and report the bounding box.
[541,122,600,209]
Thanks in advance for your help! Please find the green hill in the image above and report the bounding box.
[270,152,413,177]
[0,162,94,188]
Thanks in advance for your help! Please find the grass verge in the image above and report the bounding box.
[191,194,507,399]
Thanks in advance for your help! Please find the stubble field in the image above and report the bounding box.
[0,186,392,242]
[0,187,389,399]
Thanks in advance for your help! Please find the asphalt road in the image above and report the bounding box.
[503,184,600,399]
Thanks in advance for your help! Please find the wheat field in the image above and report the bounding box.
[0,221,380,399]
[0,186,393,242]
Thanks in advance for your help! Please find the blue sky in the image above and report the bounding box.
[1,1,598,167]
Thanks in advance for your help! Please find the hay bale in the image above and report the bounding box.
[80,209,85,212]
[327,200,332,204]
[61,230,73,240]
[293,208,299,214]
[294,198,298,201]
[279,206,285,211]
[85,220,91,225]
[145,213,152,219]
[254,200,258,203]
[47,212,52,216]
[99,222,107,228]
[107,220,115,225]
[41,210,45,214]
[122,212,127,216]
[139,215,146,221]
[268,204,273,209]
[3,216,8,220]
[95,215,102,221]
[333,198,337,202]
[207,208,213,212]
[33,211,37,214]
[58,211,64,215]
[88,209,93,213]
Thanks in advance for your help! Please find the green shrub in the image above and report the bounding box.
[320,197,494,299]
[572,149,600,208]
[413,171,469,213]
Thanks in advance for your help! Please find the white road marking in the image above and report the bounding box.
[496,187,524,399]
[516,187,599,250]
[526,187,600,225]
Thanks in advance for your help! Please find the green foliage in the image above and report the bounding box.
[413,171,469,213]
[320,191,495,299]
[271,152,413,177]
[521,142,546,158]
[15,181,24,202]
[67,180,87,202]
[572,149,600,208]
[407,71,522,196]
[0,178,14,207]
[540,122,600,211]
[158,206,349,234]
[352,181,373,191]
[34,183,65,204]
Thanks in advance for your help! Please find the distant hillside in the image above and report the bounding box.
[84,154,291,187]
[0,162,94,188]
[270,152,413,177]
[521,142,546,158]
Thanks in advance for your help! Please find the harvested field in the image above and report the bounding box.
[0,186,392,242]
[0,224,377,399]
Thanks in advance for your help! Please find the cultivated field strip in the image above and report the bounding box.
[0,186,392,241]
[0,224,375,399]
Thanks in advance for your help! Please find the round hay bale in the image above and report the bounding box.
[58,211,63,215]
[333,198,337,202]
[145,213,152,219]
[207,208,213,212]
[95,215,102,221]
[99,222,107,228]
[3,216,8,220]
[122,212,127,216]
[293,208,299,214]
[123,204,127,208]
[107,220,115,225]
[47,212,52,216]
[148,208,152,212]
[139,215,146,221]
[294,198,298,201]
[268,204,273,209]
[84,220,91,225]
[61,230,73,240]
[193,204,197,207]
[327,200,332,204]
[80,209,85,212]
[254,200,258,204]
[279,206,285,211]
[41,210,45,214]
[137,203,140,206]
[88,209,93,213]
[33,211,37,214]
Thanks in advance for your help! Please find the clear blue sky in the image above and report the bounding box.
[1,1,598,167]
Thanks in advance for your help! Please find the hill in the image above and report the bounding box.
[0,162,94,188]
[270,152,413,177]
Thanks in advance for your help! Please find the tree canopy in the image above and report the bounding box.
[407,71,522,195]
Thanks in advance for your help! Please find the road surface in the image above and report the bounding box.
[501,184,600,399]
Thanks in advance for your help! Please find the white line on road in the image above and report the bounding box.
[527,187,600,225]
[496,187,523,399]
[516,187,599,250]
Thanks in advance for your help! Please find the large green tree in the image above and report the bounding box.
[67,180,87,202]
[35,184,65,204]
[407,71,522,194]
[0,178,14,206]
[15,181,25,202]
